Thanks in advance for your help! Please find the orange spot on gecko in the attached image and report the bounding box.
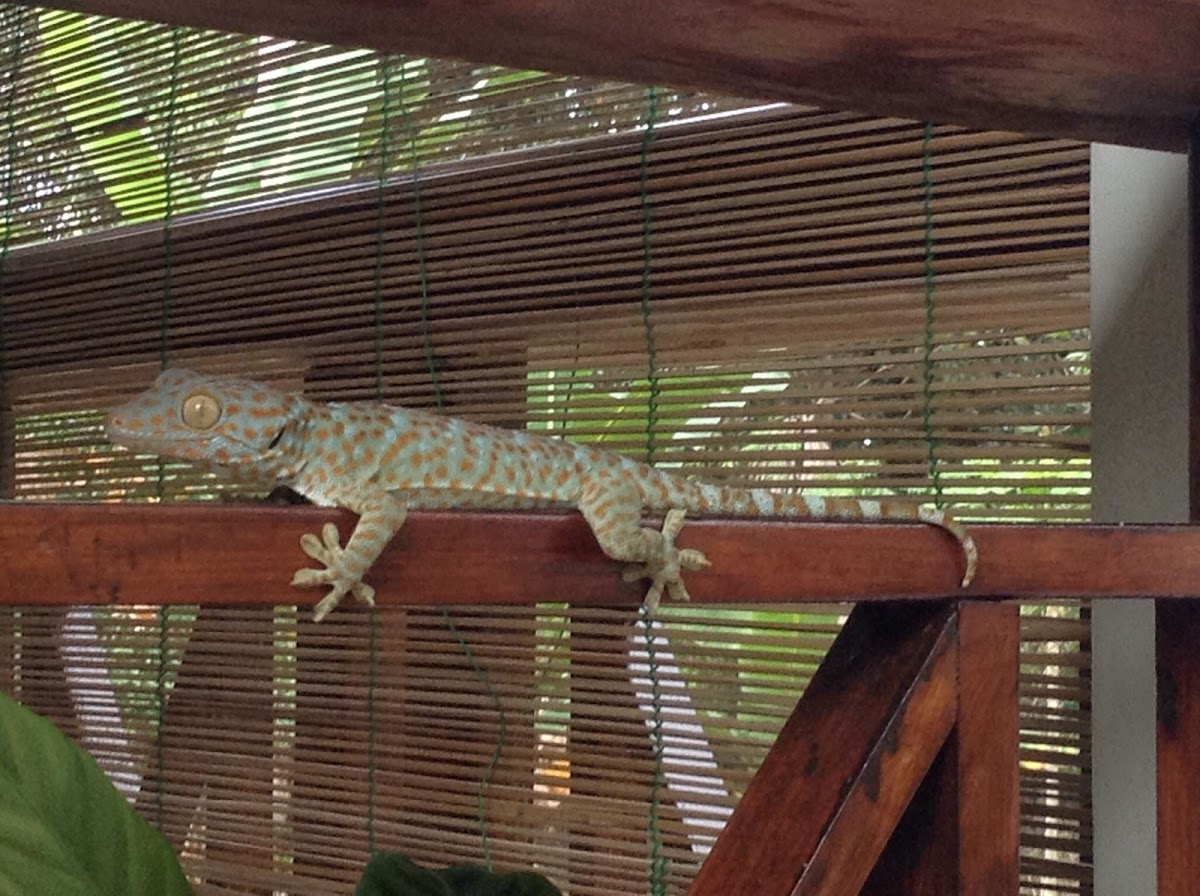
[435,463,448,479]
[460,458,476,474]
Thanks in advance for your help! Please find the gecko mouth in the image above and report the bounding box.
[105,415,216,460]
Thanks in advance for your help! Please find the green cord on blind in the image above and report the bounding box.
[636,84,669,896]
[388,51,508,871]
[0,5,29,392]
[365,51,397,858]
[395,54,442,410]
[638,86,662,468]
[919,121,946,509]
[155,26,185,834]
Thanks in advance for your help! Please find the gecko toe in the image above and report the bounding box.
[312,585,350,622]
[666,578,692,603]
[351,581,376,607]
[643,580,666,616]
[291,567,327,588]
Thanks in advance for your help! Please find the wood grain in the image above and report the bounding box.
[863,741,961,895]
[37,0,1200,149]
[1158,116,1200,896]
[1156,602,1200,895]
[953,602,1021,894]
[2,503,1200,609]
[862,602,1020,895]
[687,602,957,895]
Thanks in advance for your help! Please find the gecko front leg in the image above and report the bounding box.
[291,491,408,621]
[579,480,710,614]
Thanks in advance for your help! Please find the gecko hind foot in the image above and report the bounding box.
[623,508,711,615]
[291,523,377,622]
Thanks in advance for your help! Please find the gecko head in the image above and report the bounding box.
[105,368,301,473]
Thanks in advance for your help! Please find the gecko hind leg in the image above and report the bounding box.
[619,509,711,614]
[580,481,709,614]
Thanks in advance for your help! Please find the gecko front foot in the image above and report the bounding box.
[291,523,377,622]
[622,508,710,615]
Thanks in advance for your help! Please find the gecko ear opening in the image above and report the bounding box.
[267,425,286,450]
[181,391,222,431]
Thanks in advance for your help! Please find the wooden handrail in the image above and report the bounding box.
[1,502,1199,609]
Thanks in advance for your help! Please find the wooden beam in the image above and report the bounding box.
[1157,113,1200,896]
[4,503,1200,609]
[687,602,957,896]
[32,0,1200,150]
[1157,601,1200,894]
[865,602,1021,895]
[952,602,1021,894]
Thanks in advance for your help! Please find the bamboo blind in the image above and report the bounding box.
[0,5,1090,895]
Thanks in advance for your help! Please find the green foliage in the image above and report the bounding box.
[355,854,561,896]
[0,691,192,896]
[35,10,261,222]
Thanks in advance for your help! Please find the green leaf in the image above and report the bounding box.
[355,854,562,896]
[0,691,192,896]
[37,9,200,221]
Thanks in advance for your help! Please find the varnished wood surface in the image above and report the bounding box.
[952,603,1022,894]
[1157,602,1200,895]
[860,603,1020,895]
[34,0,1200,149]
[1,503,1200,609]
[687,602,957,895]
[1158,116,1200,896]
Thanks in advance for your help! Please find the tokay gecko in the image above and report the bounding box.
[106,369,978,620]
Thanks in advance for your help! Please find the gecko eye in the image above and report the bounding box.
[181,391,222,431]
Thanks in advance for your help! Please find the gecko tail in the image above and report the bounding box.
[811,496,976,588]
[675,482,977,588]
[917,505,977,588]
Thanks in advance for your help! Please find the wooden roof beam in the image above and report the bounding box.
[32,0,1200,150]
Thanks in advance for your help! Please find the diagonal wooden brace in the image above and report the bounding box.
[687,600,1020,896]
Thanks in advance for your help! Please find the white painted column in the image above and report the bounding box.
[1090,144,1188,896]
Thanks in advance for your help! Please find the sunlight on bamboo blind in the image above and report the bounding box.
[0,5,1090,895]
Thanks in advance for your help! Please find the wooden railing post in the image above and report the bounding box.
[1157,112,1200,895]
